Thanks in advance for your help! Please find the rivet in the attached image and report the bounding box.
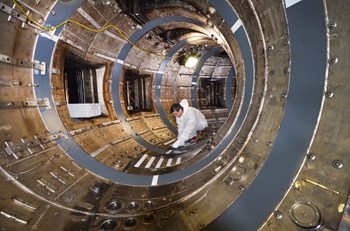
[332,160,343,169]
[328,57,338,64]
[307,153,315,161]
[338,203,345,213]
[284,67,290,74]
[325,91,333,98]
[144,200,154,209]
[225,177,234,186]
[208,6,216,14]
[268,45,274,51]
[294,181,302,190]
[161,198,169,204]
[127,201,139,210]
[328,22,337,29]
[274,211,283,219]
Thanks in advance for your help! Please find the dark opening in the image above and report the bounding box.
[99,219,118,231]
[105,199,122,213]
[64,53,99,104]
[199,78,225,109]
[124,218,137,228]
[123,69,152,114]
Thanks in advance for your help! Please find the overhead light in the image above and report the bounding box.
[184,56,199,68]
[175,51,200,68]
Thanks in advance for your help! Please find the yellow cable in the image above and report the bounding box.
[12,0,187,59]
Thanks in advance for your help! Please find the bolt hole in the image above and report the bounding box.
[143,214,155,224]
[99,219,117,231]
[124,218,137,229]
[105,199,122,213]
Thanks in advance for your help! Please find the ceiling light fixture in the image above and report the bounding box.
[184,56,199,68]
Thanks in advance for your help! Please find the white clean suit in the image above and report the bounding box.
[173,99,208,147]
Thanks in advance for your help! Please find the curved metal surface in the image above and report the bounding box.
[207,0,328,230]
[0,0,349,231]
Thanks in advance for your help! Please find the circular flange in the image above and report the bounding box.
[289,201,322,229]
[231,164,247,181]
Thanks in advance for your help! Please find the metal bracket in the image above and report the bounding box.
[0,1,52,33]
[23,98,50,108]
[60,35,86,52]
[77,7,101,29]
[0,54,46,75]
[0,2,26,22]
[42,131,67,143]
[51,67,61,75]
[97,120,120,127]
[33,60,46,75]
[1,2,58,44]
[54,101,66,106]
[0,80,39,87]
[69,126,93,136]
[3,137,43,159]
[0,98,51,109]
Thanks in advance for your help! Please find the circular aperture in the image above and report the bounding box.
[99,219,118,231]
[124,218,137,229]
[289,201,322,229]
[105,199,123,213]
[143,214,156,224]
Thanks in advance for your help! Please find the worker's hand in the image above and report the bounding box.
[171,140,184,148]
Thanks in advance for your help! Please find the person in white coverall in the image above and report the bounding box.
[170,99,208,148]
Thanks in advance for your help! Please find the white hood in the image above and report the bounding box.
[179,99,189,111]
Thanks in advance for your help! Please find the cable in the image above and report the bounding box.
[12,0,188,59]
